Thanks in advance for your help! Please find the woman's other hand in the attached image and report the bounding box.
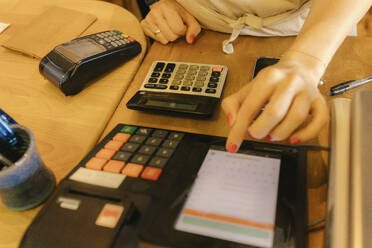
[221,51,329,153]
[141,0,201,44]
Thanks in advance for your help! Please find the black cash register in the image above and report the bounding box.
[20,123,308,248]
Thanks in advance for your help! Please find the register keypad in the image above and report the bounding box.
[84,125,182,181]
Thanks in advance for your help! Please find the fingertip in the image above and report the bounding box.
[226,142,238,153]
[189,34,195,44]
[290,137,301,145]
[226,128,245,154]
[187,33,198,44]
[185,24,201,44]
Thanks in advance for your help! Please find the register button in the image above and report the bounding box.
[95,204,124,228]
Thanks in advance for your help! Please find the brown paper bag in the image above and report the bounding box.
[2,6,97,58]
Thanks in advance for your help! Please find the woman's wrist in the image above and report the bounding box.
[280,49,327,86]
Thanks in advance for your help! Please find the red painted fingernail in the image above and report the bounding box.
[247,131,252,138]
[227,143,237,153]
[189,34,195,44]
[290,137,300,145]
[267,135,272,142]
[227,113,232,126]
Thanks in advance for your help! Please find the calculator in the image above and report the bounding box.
[40,30,142,95]
[126,61,228,118]
[21,124,308,248]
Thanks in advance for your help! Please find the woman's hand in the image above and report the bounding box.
[221,52,329,153]
[140,0,201,44]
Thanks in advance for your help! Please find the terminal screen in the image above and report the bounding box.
[63,39,105,59]
[175,149,281,248]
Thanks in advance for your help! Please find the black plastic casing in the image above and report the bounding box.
[126,91,220,118]
[20,123,308,248]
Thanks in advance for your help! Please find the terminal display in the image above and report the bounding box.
[175,149,281,248]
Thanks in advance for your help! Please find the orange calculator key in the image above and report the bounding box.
[103,160,125,173]
[141,167,162,181]
[122,163,143,178]
[212,66,223,72]
[113,133,131,143]
[104,140,125,151]
[95,148,116,160]
[86,157,107,170]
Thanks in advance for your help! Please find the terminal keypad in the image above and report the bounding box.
[84,125,183,181]
[89,30,135,50]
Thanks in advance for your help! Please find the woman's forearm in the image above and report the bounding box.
[282,0,372,78]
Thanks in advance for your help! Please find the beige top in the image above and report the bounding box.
[176,0,311,53]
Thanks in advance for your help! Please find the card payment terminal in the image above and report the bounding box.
[39,30,141,95]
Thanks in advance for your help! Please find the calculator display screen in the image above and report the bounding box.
[145,99,197,111]
[175,149,281,248]
[62,39,106,59]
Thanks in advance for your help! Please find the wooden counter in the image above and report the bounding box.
[0,0,146,247]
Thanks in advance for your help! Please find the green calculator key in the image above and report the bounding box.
[120,126,137,134]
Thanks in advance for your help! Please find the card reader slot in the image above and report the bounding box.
[47,50,76,71]
[40,56,70,86]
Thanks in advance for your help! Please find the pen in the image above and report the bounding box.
[326,76,372,96]
[0,109,19,148]
[0,108,18,125]
[0,116,18,147]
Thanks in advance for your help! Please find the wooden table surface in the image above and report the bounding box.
[0,0,146,247]
[101,31,372,248]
